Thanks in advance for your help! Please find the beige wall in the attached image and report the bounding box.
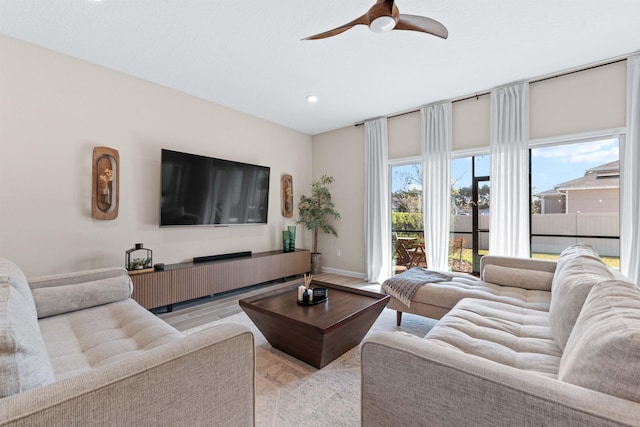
[311,125,365,275]
[312,60,627,277]
[0,36,312,276]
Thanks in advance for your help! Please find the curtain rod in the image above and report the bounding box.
[354,56,629,127]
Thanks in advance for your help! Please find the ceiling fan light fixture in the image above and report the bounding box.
[369,15,396,33]
[306,95,319,103]
[303,0,448,40]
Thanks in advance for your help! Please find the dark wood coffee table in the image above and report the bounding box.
[239,280,389,368]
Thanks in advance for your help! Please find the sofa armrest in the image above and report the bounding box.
[361,332,640,427]
[0,323,255,426]
[28,267,130,289]
[28,267,133,318]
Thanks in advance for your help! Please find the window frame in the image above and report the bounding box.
[529,129,624,264]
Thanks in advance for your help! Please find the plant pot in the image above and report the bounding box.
[310,252,322,274]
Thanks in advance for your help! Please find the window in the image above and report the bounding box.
[531,138,620,268]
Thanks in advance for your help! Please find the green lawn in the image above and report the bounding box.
[449,248,483,265]
[532,252,620,268]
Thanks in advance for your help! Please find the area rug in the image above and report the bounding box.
[185,308,436,427]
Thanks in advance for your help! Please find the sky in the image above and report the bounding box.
[391,138,620,194]
[529,138,619,194]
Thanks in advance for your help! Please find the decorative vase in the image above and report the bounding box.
[282,230,291,253]
[311,253,322,274]
[282,226,297,252]
[287,225,296,252]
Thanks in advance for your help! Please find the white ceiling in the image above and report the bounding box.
[2,1,640,135]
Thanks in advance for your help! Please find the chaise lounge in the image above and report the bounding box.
[384,257,556,325]
[364,243,640,426]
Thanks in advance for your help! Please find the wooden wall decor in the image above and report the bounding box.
[91,146,119,220]
[281,174,293,218]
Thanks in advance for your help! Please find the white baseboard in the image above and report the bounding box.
[320,267,367,280]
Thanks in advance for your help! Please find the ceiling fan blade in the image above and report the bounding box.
[303,14,369,40]
[395,14,448,39]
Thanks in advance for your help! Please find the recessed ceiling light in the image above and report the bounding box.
[306,95,318,103]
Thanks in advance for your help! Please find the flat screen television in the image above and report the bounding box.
[160,149,270,226]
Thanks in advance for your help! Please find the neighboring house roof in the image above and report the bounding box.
[534,160,619,197]
[555,160,619,191]
[585,160,620,176]
[535,189,565,198]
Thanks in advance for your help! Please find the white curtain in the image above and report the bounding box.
[489,82,530,257]
[364,118,391,283]
[621,54,640,284]
[421,102,452,270]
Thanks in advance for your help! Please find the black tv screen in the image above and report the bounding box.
[160,149,270,226]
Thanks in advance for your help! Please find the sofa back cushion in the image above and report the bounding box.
[0,258,56,397]
[559,280,640,402]
[483,264,554,291]
[552,242,603,277]
[549,243,613,349]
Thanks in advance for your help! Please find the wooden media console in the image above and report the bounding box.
[130,249,310,310]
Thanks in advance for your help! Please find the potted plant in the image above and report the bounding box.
[297,175,341,274]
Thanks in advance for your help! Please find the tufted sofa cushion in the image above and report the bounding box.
[38,299,184,380]
[549,243,613,349]
[559,280,640,402]
[425,298,562,378]
[408,275,551,312]
[0,259,56,397]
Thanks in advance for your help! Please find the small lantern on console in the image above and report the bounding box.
[125,243,153,272]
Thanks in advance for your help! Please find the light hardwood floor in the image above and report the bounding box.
[155,273,379,331]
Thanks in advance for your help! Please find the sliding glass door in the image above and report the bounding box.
[390,162,423,275]
[391,154,491,275]
[451,155,490,274]
[472,176,490,273]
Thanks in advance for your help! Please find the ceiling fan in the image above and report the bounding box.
[303,0,448,40]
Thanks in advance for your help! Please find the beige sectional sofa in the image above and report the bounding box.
[0,258,255,426]
[364,244,640,426]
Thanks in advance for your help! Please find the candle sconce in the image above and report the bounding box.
[91,146,119,220]
[281,174,293,218]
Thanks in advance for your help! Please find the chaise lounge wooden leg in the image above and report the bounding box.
[396,311,403,326]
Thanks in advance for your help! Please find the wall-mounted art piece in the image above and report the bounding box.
[91,146,119,220]
[281,174,293,218]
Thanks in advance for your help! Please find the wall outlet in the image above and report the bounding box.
[336,249,341,257]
